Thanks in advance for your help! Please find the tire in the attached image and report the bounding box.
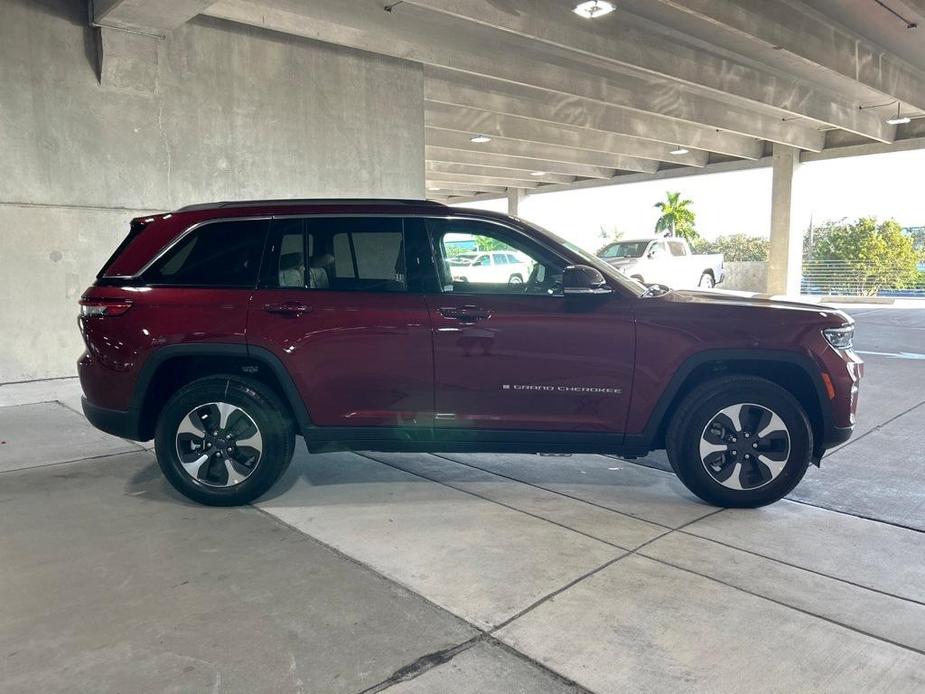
[666,375,812,508]
[508,273,524,285]
[154,376,295,506]
[698,272,715,289]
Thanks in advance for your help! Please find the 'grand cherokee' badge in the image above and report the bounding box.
[502,384,623,394]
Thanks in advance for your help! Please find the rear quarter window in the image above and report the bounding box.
[144,220,269,287]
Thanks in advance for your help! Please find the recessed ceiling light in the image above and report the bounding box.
[670,147,690,155]
[530,171,547,176]
[885,102,911,125]
[469,134,492,143]
[573,1,616,19]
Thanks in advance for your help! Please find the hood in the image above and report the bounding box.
[660,289,853,325]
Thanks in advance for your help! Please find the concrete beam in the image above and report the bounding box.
[424,69,764,160]
[425,128,660,174]
[94,0,217,33]
[427,171,543,188]
[425,180,510,194]
[425,102,709,166]
[654,0,925,112]
[405,0,895,142]
[767,144,801,296]
[425,147,616,179]
[205,0,826,151]
[426,162,574,185]
[96,26,159,92]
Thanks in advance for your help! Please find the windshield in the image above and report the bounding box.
[600,241,650,259]
[515,220,647,296]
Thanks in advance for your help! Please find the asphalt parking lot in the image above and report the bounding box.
[1,306,923,693]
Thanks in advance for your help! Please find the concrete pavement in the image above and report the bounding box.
[2,388,924,692]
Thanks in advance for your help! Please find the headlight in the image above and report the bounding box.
[823,325,854,350]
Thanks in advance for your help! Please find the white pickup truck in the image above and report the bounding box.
[597,237,725,289]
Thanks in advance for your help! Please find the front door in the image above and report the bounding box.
[423,218,636,435]
[247,216,433,430]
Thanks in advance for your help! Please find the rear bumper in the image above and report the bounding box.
[82,397,143,441]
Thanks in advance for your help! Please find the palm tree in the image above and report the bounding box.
[654,192,698,241]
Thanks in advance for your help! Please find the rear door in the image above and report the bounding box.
[421,217,636,435]
[246,216,434,430]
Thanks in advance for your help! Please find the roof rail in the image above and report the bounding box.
[175,198,446,213]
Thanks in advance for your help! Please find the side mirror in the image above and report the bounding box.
[563,265,613,295]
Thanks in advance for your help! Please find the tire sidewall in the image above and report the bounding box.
[154,377,293,506]
[669,380,812,507]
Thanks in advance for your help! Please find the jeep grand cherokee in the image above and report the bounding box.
[78,199,862,507]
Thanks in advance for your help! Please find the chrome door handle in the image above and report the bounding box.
[439,305,491,323]
[264,302,311,316]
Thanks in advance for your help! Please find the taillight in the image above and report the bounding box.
[79,298,133,317]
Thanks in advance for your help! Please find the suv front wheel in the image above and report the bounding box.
[154,376,295,506]
[666,375,812,508]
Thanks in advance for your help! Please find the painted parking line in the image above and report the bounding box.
[856,350,925,360]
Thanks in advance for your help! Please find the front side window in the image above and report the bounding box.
[668,241,687,257]
[429,219,563,295]
[145,219,268,287]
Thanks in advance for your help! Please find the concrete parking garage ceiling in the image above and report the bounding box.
[98,0,925,201]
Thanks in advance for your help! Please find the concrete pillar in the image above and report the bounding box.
[507,188,525,217]
[767,143,802,296]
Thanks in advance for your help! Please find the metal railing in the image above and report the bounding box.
[801,259,925,297]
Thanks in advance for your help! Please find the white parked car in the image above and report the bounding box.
[448,251,534,285]
[597,237,725,289]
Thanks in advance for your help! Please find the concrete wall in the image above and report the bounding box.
[723,261,768,293]
[0,0,425,382]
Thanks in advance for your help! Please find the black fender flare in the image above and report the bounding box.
[623,349,831,455]
[131,343,312,434]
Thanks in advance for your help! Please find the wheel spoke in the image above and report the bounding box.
[216,402,238,429]
[181,453,210,479]
[235,429,262,453]
[756,454,786,478]
[177,412,206,439]
[223,458,246,486]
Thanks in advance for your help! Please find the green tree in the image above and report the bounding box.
[804,217,918,295]
[474,235,513,252]
[654,192,698,241]
[696,234,769,261]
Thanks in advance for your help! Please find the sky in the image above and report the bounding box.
[457,148,925,252]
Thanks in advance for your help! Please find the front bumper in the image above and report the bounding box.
[82,397,143,441]
[824,424,854,447]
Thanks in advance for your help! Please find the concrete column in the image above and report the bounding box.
[507,188,525,217]
[767,143,802,296]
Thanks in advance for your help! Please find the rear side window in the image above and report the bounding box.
[145,220,268,287]
[260,217,407,292]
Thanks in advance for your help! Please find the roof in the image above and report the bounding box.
[175,198,446,213]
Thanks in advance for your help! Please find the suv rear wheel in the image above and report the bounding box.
[666,376,812,507]
[154,376,295,506]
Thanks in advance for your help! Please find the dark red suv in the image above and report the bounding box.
[78,199,862,508]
